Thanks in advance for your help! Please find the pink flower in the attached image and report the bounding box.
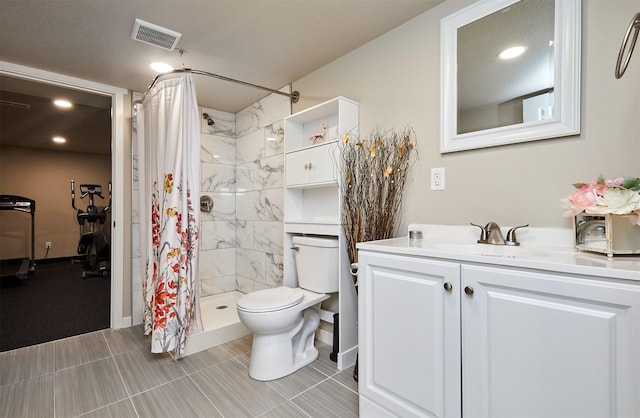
[565,185,597,214]
[593,183,608,197]
[563,175,640,217]
[604,177,624,187]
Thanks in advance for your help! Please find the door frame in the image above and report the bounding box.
[0,60,129,329]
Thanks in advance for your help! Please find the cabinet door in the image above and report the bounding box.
[285,144,337,187]
[307,143,337,184]
[285,149,310,186]
[358,251,461,418]
[462,265,640,418]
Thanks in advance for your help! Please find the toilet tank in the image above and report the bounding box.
[292,235,339,293]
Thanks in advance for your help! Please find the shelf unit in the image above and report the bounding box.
[283,96,359,370]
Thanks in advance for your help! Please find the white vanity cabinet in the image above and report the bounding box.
[283,96,359,370]
[358,251,462,417]
[358,248,640,418]
[461,264,640,418]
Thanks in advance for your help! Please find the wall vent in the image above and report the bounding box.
[130,18,182,50]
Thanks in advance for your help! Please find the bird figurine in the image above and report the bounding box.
[309,121,328,144]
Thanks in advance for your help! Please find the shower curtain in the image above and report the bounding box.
[137,73,203,354]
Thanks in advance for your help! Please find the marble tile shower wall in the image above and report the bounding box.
[198,92,291,296]
[131,91,291,325]
[131,106,142,325]
[199,108,238,296]
[229,91,290,294]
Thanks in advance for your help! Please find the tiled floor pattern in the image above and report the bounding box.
[0,326,358,418]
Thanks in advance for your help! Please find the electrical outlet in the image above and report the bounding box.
[45,241,52,249]
[431,167,445,191]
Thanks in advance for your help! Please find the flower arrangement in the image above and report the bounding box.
[340,125,417,265]
[562,175,640,217]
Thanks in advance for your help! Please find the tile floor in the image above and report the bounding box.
[0,326,359,418]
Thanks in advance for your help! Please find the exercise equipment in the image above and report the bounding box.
[0,195,36,285]
[71,181,111,278]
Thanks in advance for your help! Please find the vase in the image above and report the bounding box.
[573,213,640,257]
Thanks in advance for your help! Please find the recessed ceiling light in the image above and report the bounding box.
[53,99,73,108]
[498,46,527,60]
[52,136,66,144]
[149,62,174,73]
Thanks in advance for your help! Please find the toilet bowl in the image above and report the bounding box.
[237,235,339,381]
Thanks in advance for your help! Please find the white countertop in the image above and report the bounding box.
[356,224,640,282]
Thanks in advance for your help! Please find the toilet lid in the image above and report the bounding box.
[237,287,304,313]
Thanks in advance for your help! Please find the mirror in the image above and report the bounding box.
[440,0,581,153]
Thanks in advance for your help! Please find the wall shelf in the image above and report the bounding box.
[283,96,359,370]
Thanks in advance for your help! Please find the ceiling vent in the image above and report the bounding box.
[131,18,182,51]
[0,100,30,109]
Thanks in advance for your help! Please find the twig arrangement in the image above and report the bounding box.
[340,125,417,265]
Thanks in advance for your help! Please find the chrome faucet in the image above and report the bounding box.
[471,222,529,246]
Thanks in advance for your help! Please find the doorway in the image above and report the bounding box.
[0,64,127,351]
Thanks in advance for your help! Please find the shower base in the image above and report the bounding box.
[176,290,250,358]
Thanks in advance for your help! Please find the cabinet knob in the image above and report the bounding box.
[308,162,313,169]
[443,282,453,291]
[464,286,474,296]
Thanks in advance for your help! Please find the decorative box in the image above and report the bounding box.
[573,213,640,257]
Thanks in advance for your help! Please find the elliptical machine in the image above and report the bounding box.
[71,180,111,278]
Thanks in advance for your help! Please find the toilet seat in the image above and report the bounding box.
[237,287,304,313]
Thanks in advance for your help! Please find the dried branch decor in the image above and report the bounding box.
[340,125,417,265]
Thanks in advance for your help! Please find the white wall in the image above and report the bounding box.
[292,0,640,231]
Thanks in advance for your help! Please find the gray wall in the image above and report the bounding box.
[292,0,640,231]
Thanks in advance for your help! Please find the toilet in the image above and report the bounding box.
[237,235,339,381]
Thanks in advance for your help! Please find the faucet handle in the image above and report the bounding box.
[471,223,488,243]
[505,224,529,246]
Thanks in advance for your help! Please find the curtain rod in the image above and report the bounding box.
[133,68,300,105]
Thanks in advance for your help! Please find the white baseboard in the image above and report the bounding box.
[113,316,132,329]
[317,328,333,346]
[338,344,358,370]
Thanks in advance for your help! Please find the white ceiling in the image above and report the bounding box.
[0,0,444,113]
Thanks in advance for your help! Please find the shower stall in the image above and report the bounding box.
[132,87,292,356]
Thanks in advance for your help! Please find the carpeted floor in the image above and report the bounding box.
[0,259,110,352]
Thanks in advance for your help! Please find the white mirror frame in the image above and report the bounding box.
[440,0,581,153]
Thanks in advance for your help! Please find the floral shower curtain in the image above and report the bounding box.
[137,73,203,354]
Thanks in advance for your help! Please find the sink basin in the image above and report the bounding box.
[429,243,550,258]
